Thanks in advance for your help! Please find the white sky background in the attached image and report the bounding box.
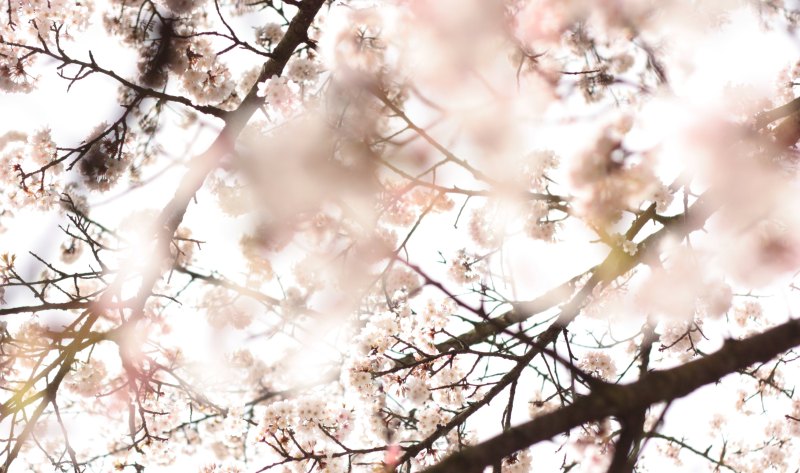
[3,1,800,472]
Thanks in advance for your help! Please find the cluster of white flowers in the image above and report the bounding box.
[0,42,35,93]
[140,391,187,440]
[149,36,235,105]
[287,57,321,83]
[0,130,26,153]
[341,357,379,396]
[293,256,326,291]
[429,365,467,407]
[415,403,445,436]
[340,291,470,445]
[659,318,704,360]
[61,182,90,215]
[524,200,558,242]
[417,298,452,332]
[651,183,675,213]
[2,10,69,88]
[369,226,399,259]
[257,400,293,437]
[408,188,455,213]
[257,395,353,443]
[468,204,502,248]
[522,150,560,192]
[657,442,683,466]
[403,375,430,405]
[384,197,418,227]
[295,395,328,421]
[303,211,337,247]
[756,444,788,470]
[217,407,248,448]
[0,130,63,212]
[377,269,417,300]
[65,359,107,396]
[381,183,451,228]
[13,319,46,348]
[789,400,800,436]
[569,118,660,225]
[448,249,481,284]
[78,123,130,192]
[184,64,235,106]
[280,286,306,316]
[328,7,388,78]
[255,22,284,45]
[635,249,709,320]
[257,75,295,113]
[733,300,763,327]
[171,228,195,267]
[4,173,62,211]
[526,200,549,222]
[578,351,617,381]
[356,311,401,354]
[764,419,786,440]
[27,128,57,168]
[12,0,92,36]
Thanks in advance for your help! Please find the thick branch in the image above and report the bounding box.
[755,96,800,130]
[421,316,800,473]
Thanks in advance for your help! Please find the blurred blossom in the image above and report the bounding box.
[448,249,483,284]
[201,287,255,329]
[512,0,574,46]
[636,249,707,320]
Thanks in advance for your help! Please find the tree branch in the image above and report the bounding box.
[421,316,800,473]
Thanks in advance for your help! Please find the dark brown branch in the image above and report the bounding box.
[0,300,93,316]
[755,96,800,130]
[421,316,800,473]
